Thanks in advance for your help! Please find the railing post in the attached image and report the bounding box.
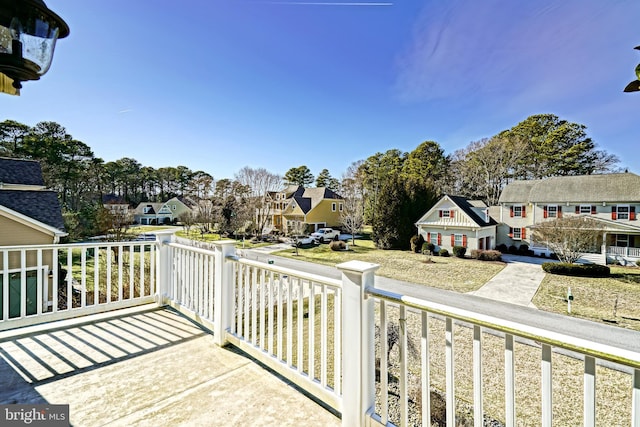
[155,231,175,305]
[337,260,379,427]
[214,240,237,347]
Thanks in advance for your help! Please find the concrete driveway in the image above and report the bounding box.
[468,254,550,308]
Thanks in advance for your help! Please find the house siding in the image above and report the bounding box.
[305,200,342,228]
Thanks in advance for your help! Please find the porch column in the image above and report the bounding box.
[337,260,379,427]
[155,231,175,305]
[213,240,237,347]
[602,232,608,260]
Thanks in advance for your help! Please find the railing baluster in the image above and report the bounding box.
[421,311,430,427]
[321,283,327,388]
[244,265,250,341]
[106,246,112,304]
[3,250,9,320]
[584,355,596,427]
[129,244,134,301]
[80,247,87,308]
[380,300,388,425]
[308,281,315,379]
[260,268,266,350]
[277,272,283,361]
[36,250,43,315]
[473,325,483,427]
[252,266,258,346]
[297,277,304,373]
[67,247,73,309]
[140,245,145,299]
[94,246,99,305]
[399,305,408,427]
[446,317,455,427]
[541,344,552,426]
[633,369,640,427]
[505,333,515,427]
[268,270,274,355]
[287,275,293,367]
[52,247,59,313]
[333,287,341,395]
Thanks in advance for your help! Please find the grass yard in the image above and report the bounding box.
[533,265,640,331]
[275,239,505,293]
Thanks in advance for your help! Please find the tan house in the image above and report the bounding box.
[497,172,640,265]
[266,186,344,234]
[133,197,193,225]
[415,195,497,253]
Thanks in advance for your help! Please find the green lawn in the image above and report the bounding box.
[533,265,640,331]
[275,239,504,293]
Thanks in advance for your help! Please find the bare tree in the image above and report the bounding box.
[234,166,282,236]
[340,162,365,245]
[179,211,196,236]
[96,206,133,242]
[531,216,603,263]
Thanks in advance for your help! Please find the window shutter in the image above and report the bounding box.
[508,227,513,238]
[451,234,455,246]
[575,206,580,214]
[439,210,443,218]
[543,206,548,218]
[427,232,431,241]
[558,206,563,218]
[510,206,514,217]
[612,205,617,220]
[437,233,441,245]
[631,206,636,221]
[462,235,467,247]
[449,209,454,218]
[522,228,526,239]
[522,205,527,218]
[591,205,596,215]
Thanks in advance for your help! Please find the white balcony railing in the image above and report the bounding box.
[608,246,640,258]
[2,236,640,426]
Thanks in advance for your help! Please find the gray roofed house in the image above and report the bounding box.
[0,157,67,246]
[497,172,640,265]
[267,186,345,234]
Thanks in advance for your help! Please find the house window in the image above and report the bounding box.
[430,234,438,245]
[454,234,463,246]
[513,206,523,217]
[617,205,630,220]
[440,209,450,218]
[276,194,280,200]
[512,228,522,239]
[143,206,151,214]
[332,202,336,212]
[580,205,592,214]
[291,201,296,209]
[615,234,629,247]
[547,205,558,218]
[339,203,343,212]
[173,205,176,210]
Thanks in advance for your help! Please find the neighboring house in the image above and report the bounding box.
[266,185,344,234]
[415,195,497,253]
[497,172,640,265]
[102,194,130,217]
[133,197,192,225]
[0,157,67,314]
[0,157,66,247]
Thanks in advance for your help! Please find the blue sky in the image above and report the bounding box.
[2,1,639,181]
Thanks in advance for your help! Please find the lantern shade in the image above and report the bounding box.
[0,0,69,88]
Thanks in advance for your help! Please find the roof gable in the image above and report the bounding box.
[416,195,496,227]
[0,190,65,231]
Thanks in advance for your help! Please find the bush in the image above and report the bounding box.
[496,243,508,253]
[637,260,640,267]
[410,235,425,253]
[542,262,610,277]
[518,244,529,254]
[439,248,450,257]
[470,249,503,261]
[329,240,346,251]
[452,246,467,258]
[508,245,518,254]
[422,242,435,254]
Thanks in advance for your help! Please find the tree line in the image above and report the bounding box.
[1,113,620,247]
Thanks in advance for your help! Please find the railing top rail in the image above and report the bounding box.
[0,241,156,251]
[165,241,218,257]
[368,286,640,370]
[228,256,342,289]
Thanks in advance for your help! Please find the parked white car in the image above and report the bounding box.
[289,235,315,247]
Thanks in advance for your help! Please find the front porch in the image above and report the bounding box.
[0,305,339,426]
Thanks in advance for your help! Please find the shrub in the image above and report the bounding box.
[470,249,502,261]
[541,262,610,277]
[637,260,640,267]
[410,235,425,253]
[452,246,467,258]
[439,248,450,257]
[496,243,508,253]
[508,245,518,254]
[422,242,435,254]
[329,240,346,251]
[518,244,529,254]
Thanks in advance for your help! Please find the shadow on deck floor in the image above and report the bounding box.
[0,305,340,426]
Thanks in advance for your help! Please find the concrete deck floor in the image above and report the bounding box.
[0,306,340,426]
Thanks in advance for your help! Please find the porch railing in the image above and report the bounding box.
[2,236,640,426]
[608,245,640,258]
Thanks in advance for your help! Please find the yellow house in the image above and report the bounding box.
[268,186,344,234]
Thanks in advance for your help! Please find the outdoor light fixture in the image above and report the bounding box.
[0,0,69,95]
[623,45,640,93]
